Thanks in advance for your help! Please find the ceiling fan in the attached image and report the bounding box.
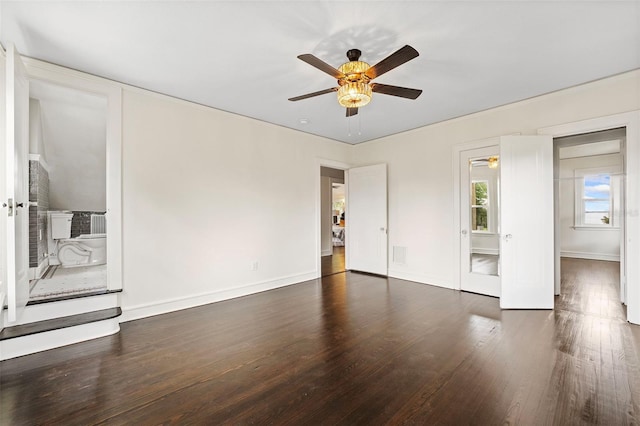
[288,45,423,117]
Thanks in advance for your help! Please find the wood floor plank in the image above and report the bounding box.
[1,259,640,424]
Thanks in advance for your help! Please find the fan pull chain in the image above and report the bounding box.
[358,113,362,136]
[348,114,351,137]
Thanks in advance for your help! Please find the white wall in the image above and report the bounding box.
[559,153,622,261]
[33,84,107,212]
[351,70,640,288]
[120,89,350,319]
[28,99,46,160]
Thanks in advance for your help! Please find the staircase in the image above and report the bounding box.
[0,291,121,361]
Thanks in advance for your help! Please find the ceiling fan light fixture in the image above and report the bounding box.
[338,60,370,81]
[290,45,421,114]
[337,82,372,108]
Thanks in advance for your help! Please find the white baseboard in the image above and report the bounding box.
[0,318,120,361]
[28,258,49,281]
[321,249,333,257]
[387,269,454,290]
[561,251,620,262]
[120,271,317,323]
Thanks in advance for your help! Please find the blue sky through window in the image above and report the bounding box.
[584,174,610,213]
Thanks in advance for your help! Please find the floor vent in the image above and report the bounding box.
[393,246,407,265]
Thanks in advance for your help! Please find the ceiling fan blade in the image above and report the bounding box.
[371,83,422,100]
[346,107,358,117]
[288,87,338,102]
[297,54,345,79]
[365,45,419,80]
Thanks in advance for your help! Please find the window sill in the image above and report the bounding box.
[572,226,619,231]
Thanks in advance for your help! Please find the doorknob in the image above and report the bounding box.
[503,234,513,240]
[16,202,24,208]
[461,229,468,235]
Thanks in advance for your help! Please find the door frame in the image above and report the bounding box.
[22,56,123,291]
[316,158,351,278]
[0,48,6,326]
[453,136,504,290]
[538,111,640,325]
[459,145,502,297]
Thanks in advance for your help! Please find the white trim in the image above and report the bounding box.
[0,317,120,361]
[120,271,317,323]
[561,252,620,262]
[321,249,333,257]
[538,110,640,324]
[387,269,453,290]
[316,158,351,277]
[23,58,124,293]
[571,225,620,231]
[5,293,118,325]
[472,248,500,255]
[573,165,621,228]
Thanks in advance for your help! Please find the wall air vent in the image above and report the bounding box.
[393,246,407,265]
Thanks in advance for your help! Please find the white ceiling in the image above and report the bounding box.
[2,1,639,144]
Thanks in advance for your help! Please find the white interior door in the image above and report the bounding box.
[347,163,387,275]
[500,135,554,309]
[5,43,30,323]
[460,146,501,297]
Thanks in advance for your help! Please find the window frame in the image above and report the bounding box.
[471,179,490,233]
[574,166,621,229]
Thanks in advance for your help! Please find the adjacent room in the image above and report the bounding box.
[28,79,109,302]
[1,1,640,424]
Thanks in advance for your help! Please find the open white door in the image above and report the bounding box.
[347,164,388,275]
[500,135,554,309]
[5,43,30,323]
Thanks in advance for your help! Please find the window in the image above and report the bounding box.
[574,167,620,228]
[471,180,489,231]
[583,174,611,225]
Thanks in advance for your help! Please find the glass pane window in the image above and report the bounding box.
[471,181,489,231]
[582,174,612,226]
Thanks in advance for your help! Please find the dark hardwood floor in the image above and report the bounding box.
[321,246,345,276]
[1,258,639,424]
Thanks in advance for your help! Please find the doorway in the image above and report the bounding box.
[454,135,555,308]
[321,166,346,277]
[554,128,626,304]
[3,46,123,325]
[27,79,109,301]
[539,111,640,325]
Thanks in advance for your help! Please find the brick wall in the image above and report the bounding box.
[28,160,50,268]
[71,211,106,238]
